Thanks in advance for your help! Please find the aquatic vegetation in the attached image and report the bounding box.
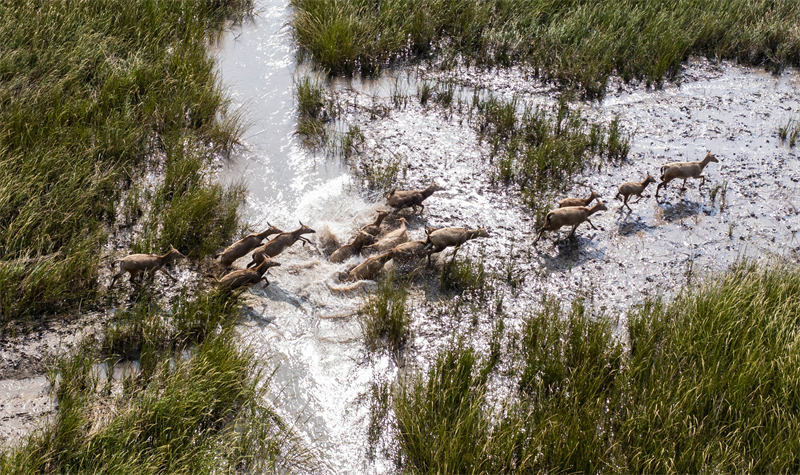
[391,262,800,472]
[439,256,487,294]
[295,75,338,148]
[290,0,800,97]
[476,96,629,217]
[778,118,800,147]
[359,273,411,356]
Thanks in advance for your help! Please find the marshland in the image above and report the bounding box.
[2,0,800,473]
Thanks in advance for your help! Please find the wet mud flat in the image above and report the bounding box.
[337,59,800,321]
[0,312,105,446]
[217,58,800,472]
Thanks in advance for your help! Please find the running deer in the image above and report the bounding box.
[655,152,719,199]
[246,222,315,268]
[110,246,186,287]
[216,224,283,267]
[533,201,607,244]
[216,259,281,290]
[329,231,376,263]
[385,182,444,213]
[615,174,656,211]
[558,191,600,208]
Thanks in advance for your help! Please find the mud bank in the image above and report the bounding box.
[0,312,104,446]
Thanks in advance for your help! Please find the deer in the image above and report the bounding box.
[655,152,719,200]
[385,181,444,214]
[246,222,315,268]
[615,174,656,211]
[558,191,601,208]
[215,259,281,290]
[533,201,607,244]
[329,231,377,263]
[424,227,489,264]
[215,224,283,267]
[390,240,430,264]
[339,251,395,282]
[362,218,407,254]
[110,245,186,287]
[359,210,389,236]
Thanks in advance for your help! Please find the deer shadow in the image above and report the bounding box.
[617,212,658,236]
[536,233,606,272]
[658,199,704,222]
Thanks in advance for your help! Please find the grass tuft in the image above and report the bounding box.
[476,95,630,218]
[778,118,800,147]
[359,273,412,356]
[439,255,486,294]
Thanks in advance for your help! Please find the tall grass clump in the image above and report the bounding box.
[0,0,253,323]
[359,273,411,356]
[621,262,800,472]
[439,256,486,295]
[393,345,494,473]
[391,262,800,472]
[291,0,800,97]
[476,96,629,215]
[295,75,337,148]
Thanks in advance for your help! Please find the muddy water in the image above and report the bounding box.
[211,2,800,472]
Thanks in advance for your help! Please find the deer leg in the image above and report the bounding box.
[623,196,632,212]
[586,218,598,230]
[262,277,270,287]
[680,178,687,191]
[569,224,579,237]
[633,193,643,203]
[110,271,124,288]
[299,237,312,246]
[655,181,666,200]
[160,268,177,282]
[698,175,706,188]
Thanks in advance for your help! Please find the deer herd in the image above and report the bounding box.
[110,152,719,291]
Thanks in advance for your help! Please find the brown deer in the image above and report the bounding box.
[216,259,281,290]
[110,246,186,287]
[655,152,719,200]
[558,191,600,208]
[359,211,389,236]
[534,201,607,244]
[390,240,429,264]
[329,231,376,263]
[615,174,656,211]
[385,182,444,213]
[216,224,283,267]
[362,218,407,254]
[339,251,394,281]
[425,227,489,264]
[246,222,315,268]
